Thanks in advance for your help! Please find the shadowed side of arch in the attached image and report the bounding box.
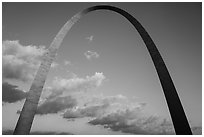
[14,5,192,135]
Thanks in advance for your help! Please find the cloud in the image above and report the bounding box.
[85,35,94,42]
[84,50,99,60]
[36,96,77,115]
[63,103,109,119]
[64,60,71,66]
[2,82,27,103]
[46,72,105,99]
[27,72,104,115]
[63,94,145,119]
[24,72,106,115]
[53,72,105,89]
[88,112,174,135]
[2,40,47,82]
[63,93,175,135]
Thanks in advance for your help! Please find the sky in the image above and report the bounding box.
[2,2,202,135]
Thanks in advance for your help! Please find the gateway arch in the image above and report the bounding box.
[14,5,192,135]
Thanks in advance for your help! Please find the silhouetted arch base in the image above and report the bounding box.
[14,5,192,135]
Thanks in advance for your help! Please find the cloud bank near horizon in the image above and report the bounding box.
[63,94,175,134]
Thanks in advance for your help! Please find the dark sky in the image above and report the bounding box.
[2,2,202,134]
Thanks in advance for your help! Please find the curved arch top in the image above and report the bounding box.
[14,5,192,135]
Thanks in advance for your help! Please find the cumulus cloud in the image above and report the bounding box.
[85,35,94,42]
[2,82,27,103]
[36,96,77,115]
[63,94,145,119]
[2,40,47,82]
[84,50,99,60]
[89,112,174,135]
[53,72,105,90]
[64,60,71,66]
[46,72,105,99]
[63,93,174,135]
[26,72,106,115]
